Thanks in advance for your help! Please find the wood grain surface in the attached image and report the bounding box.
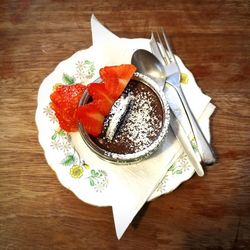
[0,0,250,249]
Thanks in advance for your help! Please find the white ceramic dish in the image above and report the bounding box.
[35,38,198,207]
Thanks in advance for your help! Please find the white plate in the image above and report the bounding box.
[35,39,203,207]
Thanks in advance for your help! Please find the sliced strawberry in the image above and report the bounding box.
[87,82,114,116]
[50,84,86,132]
[100,64,136,99]
[103,75,123,100]
[77,102,105,137]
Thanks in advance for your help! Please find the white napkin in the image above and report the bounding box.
[74,14,215,239]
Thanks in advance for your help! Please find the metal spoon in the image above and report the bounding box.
[131,49,205,176]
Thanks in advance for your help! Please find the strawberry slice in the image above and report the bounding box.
[87,82,114,116]
[50,84,86,132]
[77,102,105,137]
[100,64,136,99]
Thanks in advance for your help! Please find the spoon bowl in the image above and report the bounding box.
[131,49,167,90]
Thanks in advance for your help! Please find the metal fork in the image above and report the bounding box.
[151,29,216,164]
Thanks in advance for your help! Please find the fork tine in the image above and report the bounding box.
[160,27,175,64]
[155,31,171,64]
[151,32,168,65]
[150,32,166,66]
[161,27,181,75]
[150,32,166,65]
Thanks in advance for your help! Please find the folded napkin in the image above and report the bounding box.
[72,14,215,239]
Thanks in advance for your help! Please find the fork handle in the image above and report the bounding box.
[168,82,216,164]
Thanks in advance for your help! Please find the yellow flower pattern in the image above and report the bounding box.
[52,83,62,91]
[180,73,189,84]
[70,165,84,179]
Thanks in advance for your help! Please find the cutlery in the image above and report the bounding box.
[150,30,216,165]
[132,50,204,176]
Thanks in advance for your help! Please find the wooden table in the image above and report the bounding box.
[1,0,249,249]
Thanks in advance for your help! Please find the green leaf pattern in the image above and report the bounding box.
[88,170,108,192]
[49,126,108,192]
[156,153,192,194]
[61,154,77,166]
[50,129,71,152]
[191,138,199,152]
[63,73,75,85]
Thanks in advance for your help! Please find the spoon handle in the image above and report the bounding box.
[170,110,204,176]
[168,82,216,164]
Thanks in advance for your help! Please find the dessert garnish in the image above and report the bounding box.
[50,84,86,132]
[100,64,136,99]
[87,82,114,116]
[76,102,105,137]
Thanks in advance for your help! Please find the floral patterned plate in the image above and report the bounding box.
[35,39,208,207]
